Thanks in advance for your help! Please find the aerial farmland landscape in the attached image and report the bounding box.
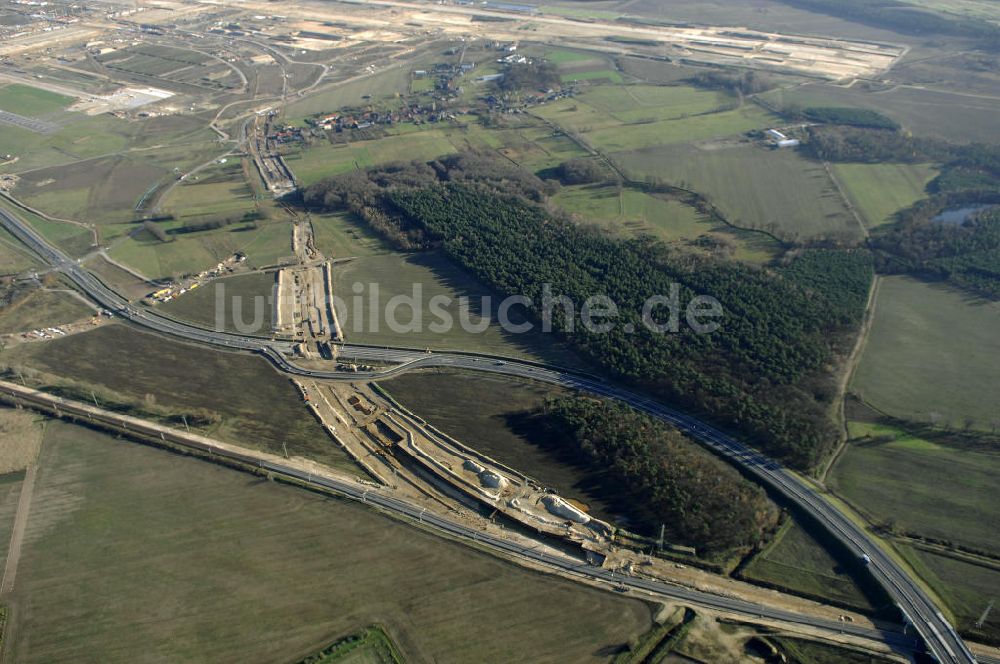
[0,0,998,662]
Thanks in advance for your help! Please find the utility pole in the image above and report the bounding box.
[91,390,99,408]
[282,441,288,458]
[658,524,665,552]
[181,414,189,432]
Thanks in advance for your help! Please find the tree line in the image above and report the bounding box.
[798,125,1000,298]
[304,155,873,469]
[530,396,779,553]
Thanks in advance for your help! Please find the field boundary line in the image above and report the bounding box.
[822,161,868,239]
[0,463,38,596]
[819,275,881,483]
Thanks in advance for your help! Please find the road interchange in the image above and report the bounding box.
[0,206,976,663]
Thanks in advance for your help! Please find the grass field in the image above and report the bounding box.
[16,140,226,226]
[160,160,258,225]
[851,276,1000,430]
[310,211,390,259]
[832,421,1000,554]
[561,70,625,84]
[0,407,43,475]
[0,226,39,274]
[7,418,653,662]
[550,184,780,263]
[284,64,424,121]
[740,520,876,611]
[160,271,276,333]
[109,218,293,281]
[534,85,731,134]
[0,200,92,257]
[833,163,938,229]
[759,84,1000,144]
[81,254,152,301]
[1,112,214,175]
[617,143,862,242]
[333,252,584,366]
[0,84,74,117]
[0,288,92,334]
[897,546,1000,642]
[287,131,458,186]
[0,467,24,575]
[584,105,772,153]
[544,48,606,64]
[7,324,358,474]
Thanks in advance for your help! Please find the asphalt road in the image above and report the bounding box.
[0,380,920,657]
[0,207,975,663]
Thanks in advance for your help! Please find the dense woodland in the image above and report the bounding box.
[800,126,1000,298]
[872,206,1000,298]
[496,61,561,93]
[531,396,778,552]
[798,107,899,130]
[304,154,873,469]
[686,70,774,96]
[800,126,952,164]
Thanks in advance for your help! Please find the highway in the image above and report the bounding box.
[0,379,918,657]
[0,206,976,663]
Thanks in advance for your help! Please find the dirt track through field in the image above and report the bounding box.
[1,464,37,596]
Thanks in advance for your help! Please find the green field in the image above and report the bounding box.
[284,65,424,121]
[618,143,862,242]
[81,254,153,301]
[160,271,276,332]
[832,421,1000,554]
[286,130,458,186]
[333,252,583,366]
[6,419,653,662]
[533,84,739,138]
[0,226,39,274]
[544,48,605,65]
[0,84,74,117]
[0,199,93,257]
[109,218,293,281]
[851,276,1000,430]
[0,288,92,334]
[288,116,589,187]
[1,113,214,175]
[310,211,390,259]
[584,105,772,153]
[759,84,1000,144]
[833,163,938,229]
[16,140,226,226]
[160,160,259,224]
[7,324,358,474]
[561,70,625,84]
[740,520,876,611]
[898,546,1000,642]
[0,464,26,570]
[550,184,780,263]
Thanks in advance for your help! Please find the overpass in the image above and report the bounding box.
[0,378,919,659]
[0,206,975,663]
